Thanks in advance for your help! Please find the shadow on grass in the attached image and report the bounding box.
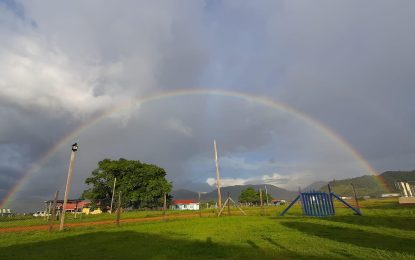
[326,215,415,231]
[260,236,323,259]
[281,221,415,255]
[0,231,283,259]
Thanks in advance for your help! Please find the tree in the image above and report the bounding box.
[238,187,259,204]
[82,158,172,210]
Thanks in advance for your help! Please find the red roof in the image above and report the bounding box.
[55,200,90,210]
[172,200,198,205]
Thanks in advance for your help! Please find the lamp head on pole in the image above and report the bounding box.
[71,142,78,152]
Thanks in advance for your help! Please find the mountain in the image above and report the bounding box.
[171,170,415,201]
[172,184,297,202]
[171,189,198,200]
[380,170,415,191]
[304,181,328,191]
[319,170,415,197]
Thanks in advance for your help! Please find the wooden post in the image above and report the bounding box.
[227,192,231,216]
[48,190,59,232]
[163,192,167,218]
[259,188,264,216]
[264,185,269,206]
[298,187,305,214]
[229,197,247,215]
[46,201,52,222]
[43,201,48,221]
[60,145,77,231]
[213,140,222,210]
[116,192,122,226]
[74,200,79,219]
[198,192,202,217]
[351,183,360,211]
[109,177,117,214]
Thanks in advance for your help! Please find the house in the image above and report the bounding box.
[0,209,12,216]
[381,193,400,198]
[170,200,199,210]
[45,199,93,213]
[271,199,286,206]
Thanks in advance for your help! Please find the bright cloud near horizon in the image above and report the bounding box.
[1,0,415,212]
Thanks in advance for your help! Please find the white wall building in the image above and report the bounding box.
[170,200,199,210]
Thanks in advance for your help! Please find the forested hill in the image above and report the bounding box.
[319,170,415,197]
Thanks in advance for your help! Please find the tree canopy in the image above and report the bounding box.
[82,158,172,210]
[238,187,272,204]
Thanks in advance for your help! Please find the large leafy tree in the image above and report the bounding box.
[82,158,172,210]
[238,187,273,204]
[238,187,259,203]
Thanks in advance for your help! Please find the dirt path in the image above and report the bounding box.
[0,213,212,233]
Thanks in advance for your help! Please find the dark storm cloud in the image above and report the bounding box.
[1,1,415,212]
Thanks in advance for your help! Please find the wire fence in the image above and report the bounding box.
[1,186,399,234]
[0,197,286,233]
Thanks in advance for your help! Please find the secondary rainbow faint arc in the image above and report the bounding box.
[0,89,388,208]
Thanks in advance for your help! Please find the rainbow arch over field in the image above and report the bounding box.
[0,89,389,208]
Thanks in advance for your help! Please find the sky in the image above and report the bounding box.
[1,0,415,212]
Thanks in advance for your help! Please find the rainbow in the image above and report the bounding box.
[0,89,389,208]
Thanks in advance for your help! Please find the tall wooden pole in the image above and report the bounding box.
[48,190,59,232]
[60,144,77,231]
[110,177,117,214]
[214,140,222,210]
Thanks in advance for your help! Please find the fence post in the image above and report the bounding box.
[198,192,202,217]
[48,190,59,232]
[227,192,231,216]
[260,188,264,216]
[163,192,167,220]
[116,192,122,227]
[351,183,360,212]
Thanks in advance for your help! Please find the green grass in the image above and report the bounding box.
[0,208,212,228]
[0,199,414,259]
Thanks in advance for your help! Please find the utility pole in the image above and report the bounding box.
[59,143,78,231]
[214,140,222,210]
[110,177,117,214]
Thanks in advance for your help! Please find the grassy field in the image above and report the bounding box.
[0,199,414,259]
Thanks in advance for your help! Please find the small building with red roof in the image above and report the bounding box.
[171,200,199,210]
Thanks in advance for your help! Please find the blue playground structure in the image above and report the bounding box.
[280,187,362,217]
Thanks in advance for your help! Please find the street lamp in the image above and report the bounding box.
[59,142,78,231]
[72,142,78,152]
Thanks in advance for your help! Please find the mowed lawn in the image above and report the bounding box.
[0,199,414,259]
